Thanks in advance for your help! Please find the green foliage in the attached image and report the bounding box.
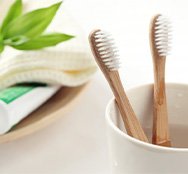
[12,33,74,50]
[1,0,22,33]
[0,0,74,53]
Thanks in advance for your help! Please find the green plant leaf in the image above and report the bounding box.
[0,34,4,53]
[3,1,62,39]
[11,33,74,50]
[0,44,4,53]
[1,0,22,33]
[4,35,29,46]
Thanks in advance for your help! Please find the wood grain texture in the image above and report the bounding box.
[89,30,148,143]
[150,15,171,147]
[108,71,149,142]
[0,84,87,143]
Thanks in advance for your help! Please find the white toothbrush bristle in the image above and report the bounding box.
[155,15,172,56]
[94,30,120,71]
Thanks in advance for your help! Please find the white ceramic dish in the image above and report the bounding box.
[106,83,188,174]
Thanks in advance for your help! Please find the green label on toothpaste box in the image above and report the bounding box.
[0,85,35,104]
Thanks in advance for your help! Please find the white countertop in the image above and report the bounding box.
[1,0,188,173]
[0,73,112,174]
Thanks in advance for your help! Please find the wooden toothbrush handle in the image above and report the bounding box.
[152,57,171,146]
[108,71,149,142]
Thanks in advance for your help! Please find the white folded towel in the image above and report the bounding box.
[0,50,97,90]
[0,1,97,89]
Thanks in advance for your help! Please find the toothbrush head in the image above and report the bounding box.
[154,15,172,57]
[89,29,120,71]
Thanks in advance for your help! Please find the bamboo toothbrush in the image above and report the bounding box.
[150,15,172,147]
[89,29,148,142]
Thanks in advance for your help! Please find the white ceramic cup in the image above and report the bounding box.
[106,83,188,174]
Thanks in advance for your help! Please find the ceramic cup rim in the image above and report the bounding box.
[105,82,188,152]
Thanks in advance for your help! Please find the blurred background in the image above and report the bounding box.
[1,0,188,173]
[66,0,188,88]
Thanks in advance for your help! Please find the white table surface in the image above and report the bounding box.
[0,73,112,174]
[1,0,188,173]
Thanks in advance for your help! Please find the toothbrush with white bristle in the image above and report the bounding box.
[150,15,172,147]
[89,29,149,142]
